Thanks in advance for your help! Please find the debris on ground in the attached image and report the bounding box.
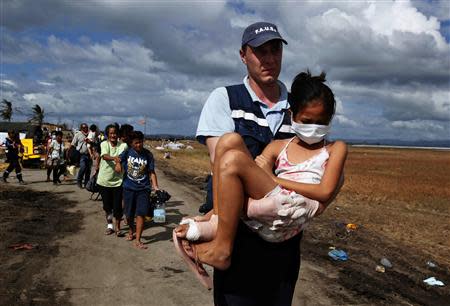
[346,223,358,231]
[426,260,437,268]
[423,277,445,287]
[375,265,386,273]
[380,257,393,268]
[8,243,36,251]
[328,249,348,261]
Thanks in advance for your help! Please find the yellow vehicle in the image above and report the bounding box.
[20,138,46,167]
[0,122,46,167]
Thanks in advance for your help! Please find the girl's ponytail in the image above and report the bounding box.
[290,70,335,121]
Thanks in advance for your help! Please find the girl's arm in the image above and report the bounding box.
[149,170,159,191]
[275,141,347,203]
[254,140,284,178]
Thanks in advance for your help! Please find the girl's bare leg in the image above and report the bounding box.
[195,147,277,270]
[175,133,251,239]
[212,133,252,215]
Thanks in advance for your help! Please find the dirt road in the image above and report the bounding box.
[1,169,448,306]
[2,169,213,305]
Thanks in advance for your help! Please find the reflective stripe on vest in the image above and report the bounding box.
[226,84,294,158]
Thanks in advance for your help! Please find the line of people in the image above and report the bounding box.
[11,121,163,250]
[82,123,161,250]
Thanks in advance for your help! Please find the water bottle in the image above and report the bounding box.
[153,201,166,223]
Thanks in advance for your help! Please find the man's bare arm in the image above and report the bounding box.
[206,136,220,167]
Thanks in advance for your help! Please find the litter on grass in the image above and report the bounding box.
[380,257,393,268]
[8,243,36,251]
[346,223,358,231]
[426,261,437,268]
[375,265,385,273]
[328,249,348,261]
[423,277,445,286]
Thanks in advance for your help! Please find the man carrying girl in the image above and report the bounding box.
[176,70,347,302]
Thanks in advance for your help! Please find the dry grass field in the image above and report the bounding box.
[334,147,450,265]
[148,140,450,304]
[148,141,450,265]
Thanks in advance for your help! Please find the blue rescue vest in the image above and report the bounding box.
[226,84,295,158]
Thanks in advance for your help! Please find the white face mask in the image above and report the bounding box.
[291,118,330,145]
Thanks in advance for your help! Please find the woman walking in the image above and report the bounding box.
[97,124,128,236]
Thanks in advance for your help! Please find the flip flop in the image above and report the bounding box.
[125,233,135,241]
[172,230,213,290]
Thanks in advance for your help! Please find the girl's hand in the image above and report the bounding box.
[255,155,275,178]
[255,154,268,168]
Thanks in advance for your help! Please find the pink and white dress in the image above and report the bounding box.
[243,137,329,242]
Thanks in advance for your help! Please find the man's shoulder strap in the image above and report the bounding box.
[225,84,252,109]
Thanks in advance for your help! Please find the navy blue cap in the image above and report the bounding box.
[241,22,287,48]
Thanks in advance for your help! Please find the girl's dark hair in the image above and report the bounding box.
[129,131,144,142]
[89,124,97,132]
[290,70,336,122]
[105,124,117,136]
[55,131,63,137]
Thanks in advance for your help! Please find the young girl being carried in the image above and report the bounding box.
[173,71,347,287]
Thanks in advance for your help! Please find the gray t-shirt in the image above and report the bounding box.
[71,131,89,154]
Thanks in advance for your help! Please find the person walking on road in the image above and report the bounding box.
[71,123,91,188]
[115,131,160,249]
[97,124,128,236]
[2,130,25,185]
[47,131,67,185]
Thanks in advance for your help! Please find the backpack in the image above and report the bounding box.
[85,173,100,200]
[67,146,81,166]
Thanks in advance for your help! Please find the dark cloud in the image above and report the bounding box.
[1,0,449,140]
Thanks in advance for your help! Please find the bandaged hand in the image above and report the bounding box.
[278,196,319,220]
[270,198,319,230]
[247,192,305,223]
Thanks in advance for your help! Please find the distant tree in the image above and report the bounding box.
[29,104,45,126]
[1,99,13,122]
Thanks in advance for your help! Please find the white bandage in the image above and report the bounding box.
[180,218,201,241]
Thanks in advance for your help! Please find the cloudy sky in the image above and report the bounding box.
[1,0,449,141]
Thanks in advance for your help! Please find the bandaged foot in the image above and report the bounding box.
[179,214,218,242]
[247,186,306,223]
